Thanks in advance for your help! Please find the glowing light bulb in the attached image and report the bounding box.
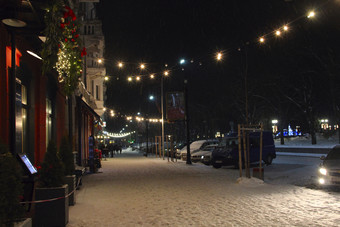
[259,37,265,43]
[283,25,288,31]
[98,59,103,64]
[118,62,123,68]
[216,52,223,61]
[275,30,281,36]
[307,11,315,18]
[150,74,155,79]
[136,76,141,81]
[140,64,145,69]
[164,71,169,76]
[128,77,132,81]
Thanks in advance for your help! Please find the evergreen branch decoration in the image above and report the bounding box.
[41,0,86,96]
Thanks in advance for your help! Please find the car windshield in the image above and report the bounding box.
[219,138,238,148]
[326,147,340,160]
[203,145,217,151]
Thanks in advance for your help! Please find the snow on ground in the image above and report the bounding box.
[68,148,340,227]
[275,133,339,148]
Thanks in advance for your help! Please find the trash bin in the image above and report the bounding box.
[253,167,264,180]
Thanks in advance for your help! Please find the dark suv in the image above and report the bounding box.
[211,131,276,168]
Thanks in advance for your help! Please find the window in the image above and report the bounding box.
[84,25,87,35]
[46,99,52,147]
[22,85,27,154]
[91,80,94,95]
[96,85,99,100]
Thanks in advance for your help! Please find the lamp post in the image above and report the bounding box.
[145,95,155,157]
[161,73,165,159]
[180,59,191,164]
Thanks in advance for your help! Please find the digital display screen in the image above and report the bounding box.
[18,154,37,175]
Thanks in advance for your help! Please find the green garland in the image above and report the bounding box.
[41,0,86,96]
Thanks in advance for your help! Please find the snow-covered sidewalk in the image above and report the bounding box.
[68,149,340,227]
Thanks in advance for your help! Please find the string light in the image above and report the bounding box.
[99,2,335,137]
[307,11,315,18]
[216,52,223,61]
[98,3,329,86]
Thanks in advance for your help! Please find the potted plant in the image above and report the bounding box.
[59,136,76,205]
[0,143,26,227]
[34,140,69,227]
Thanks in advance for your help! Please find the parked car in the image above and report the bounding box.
[191,144,219,164]
[211,131,276,168]
[176,142,190,159]
[318,145,340,187]
[179,139,219,161]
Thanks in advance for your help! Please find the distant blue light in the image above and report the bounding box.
[149,95,154,101]
[180,59,186,64]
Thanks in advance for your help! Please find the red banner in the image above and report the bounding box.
[166,92,185,121]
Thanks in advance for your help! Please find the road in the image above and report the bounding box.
[264,154,322,187]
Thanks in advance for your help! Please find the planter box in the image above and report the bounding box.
[63,175,76,206]
[34,184,69,227]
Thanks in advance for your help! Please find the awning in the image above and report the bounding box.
[76,96,101,122]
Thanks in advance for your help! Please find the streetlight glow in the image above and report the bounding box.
[259,37,265,43]
[275,30,281,36]
[118,62,123,68]
[283,25,289,31]
[164,71,169,76]
[104,76,109,81]
[149,95,154,101]
[150,74,155,79]
[136,76,141,81]
[180,59,186,64]
[128,77,132,81]
[140,64,145,69]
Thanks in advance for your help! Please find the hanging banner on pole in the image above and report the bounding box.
[166,92,185,121]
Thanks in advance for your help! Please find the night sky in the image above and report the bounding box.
[97,0,340,134]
